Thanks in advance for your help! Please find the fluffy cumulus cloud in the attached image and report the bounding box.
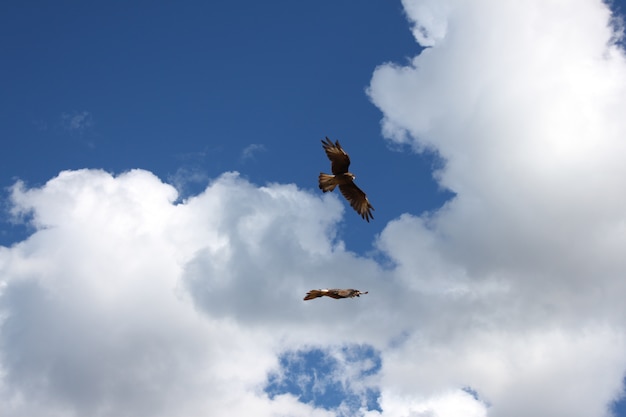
[2,0,626,416]
[367,0,626,415]
[0,169,390,417]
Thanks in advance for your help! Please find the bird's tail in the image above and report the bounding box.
[304,290,324,300]
[318,173,337,192]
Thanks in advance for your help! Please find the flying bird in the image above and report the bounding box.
[303,288,369,301]
[319,137,374,222]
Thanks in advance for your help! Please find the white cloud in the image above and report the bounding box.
[400,0,450,47]
[167,166,210,199]
[61,111,93,133]
[241,143,267,161]
[0,169,371,417]
[364,0,626,415]
[379,389,487,417]
[2,0,626,416]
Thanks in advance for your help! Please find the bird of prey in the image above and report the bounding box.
[303,288,369,301]
[319,137,374,222]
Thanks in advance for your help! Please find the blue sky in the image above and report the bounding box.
[2,1,626,416]
[1,0,447,251]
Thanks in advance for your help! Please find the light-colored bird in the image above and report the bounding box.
[319,137,374,222]
[303,288,369,301]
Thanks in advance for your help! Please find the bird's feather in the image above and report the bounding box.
[303,288,368,301]
[339,183,374,222]
[321,137,351,175]
[318,137,374,221]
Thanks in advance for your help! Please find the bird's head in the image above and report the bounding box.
[347,172,356,180]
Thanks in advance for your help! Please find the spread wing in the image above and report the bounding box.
[321,137,350,175]
[339,183,374,222]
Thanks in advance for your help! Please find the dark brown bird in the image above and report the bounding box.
[319,137,374,222]
[303,288,369,301]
